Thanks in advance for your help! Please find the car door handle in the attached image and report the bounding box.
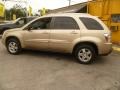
[42,31,49,34]
[71,31,78,34]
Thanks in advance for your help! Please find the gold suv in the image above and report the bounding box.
[1,13,112,64]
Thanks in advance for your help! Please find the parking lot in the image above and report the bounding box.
[0,37,120,90]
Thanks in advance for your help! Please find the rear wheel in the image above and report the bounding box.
[74,45,96,64]
[6,38,22,55]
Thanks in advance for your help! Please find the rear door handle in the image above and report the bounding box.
[71,31,78,34]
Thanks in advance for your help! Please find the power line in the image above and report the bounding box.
[67,0,89,6]
[67,0,83,6]
[2,0,27,4]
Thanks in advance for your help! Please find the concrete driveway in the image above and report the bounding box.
[0,38,120,90]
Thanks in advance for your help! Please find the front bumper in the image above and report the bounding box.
[1,32,7,45]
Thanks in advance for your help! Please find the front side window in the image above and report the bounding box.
[27,17,51,30]
[52,17,79,29]
[80,17,104,30]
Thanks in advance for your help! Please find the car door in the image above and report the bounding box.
[23,17,52,50]
[49,16,80,52]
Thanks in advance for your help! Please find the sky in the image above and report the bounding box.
[4,0,88,13]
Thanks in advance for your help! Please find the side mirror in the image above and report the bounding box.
[16,22,20,25]
[27,27,32,31]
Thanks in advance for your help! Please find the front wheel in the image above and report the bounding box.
[6,38,22,55]
[74,45,96,64]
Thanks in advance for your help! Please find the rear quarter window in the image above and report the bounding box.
[80,17,104,30]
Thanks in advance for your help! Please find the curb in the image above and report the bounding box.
[113,46,120,52]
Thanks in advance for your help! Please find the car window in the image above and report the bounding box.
[52,17,79,29]
[28,17,52,30]
[80,17,104,30]
[18,18,25,25]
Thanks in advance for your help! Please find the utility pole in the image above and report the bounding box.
[68,0,71,6]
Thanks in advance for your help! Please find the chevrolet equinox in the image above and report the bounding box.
[1,13,112,64]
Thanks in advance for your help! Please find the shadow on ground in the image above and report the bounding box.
[20,49,107,65]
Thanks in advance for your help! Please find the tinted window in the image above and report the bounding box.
[27,17,51,30]
[52,17,79,29]
[80,17,104,30]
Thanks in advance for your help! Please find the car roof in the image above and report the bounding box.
[42,13,92,18]
[22,13,96,29]
[26,13,94,26]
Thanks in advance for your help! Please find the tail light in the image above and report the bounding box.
[104,33,111,42]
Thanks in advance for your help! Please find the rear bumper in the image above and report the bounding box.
[100,48,113,56]
[98,43,112,56]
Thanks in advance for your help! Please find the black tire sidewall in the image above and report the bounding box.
[6,38,21,55]
[74,45,96,64]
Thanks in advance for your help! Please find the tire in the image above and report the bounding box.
[6,38,22,55]
[74,45,96,64]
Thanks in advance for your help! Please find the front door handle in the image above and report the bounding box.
[42,31,49,34]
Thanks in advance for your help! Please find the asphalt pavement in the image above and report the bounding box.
[0,38,120,90]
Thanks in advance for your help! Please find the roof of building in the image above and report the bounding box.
[48,2,87,14]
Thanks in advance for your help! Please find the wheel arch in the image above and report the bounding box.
[5,36,21,47]
[72,41,98,55]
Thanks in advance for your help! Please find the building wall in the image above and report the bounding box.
[88,0,120,44]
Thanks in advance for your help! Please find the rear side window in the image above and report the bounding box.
[80,17,104,30]
[52,17,79,29]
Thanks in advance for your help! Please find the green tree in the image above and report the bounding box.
[5,4,27,20]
